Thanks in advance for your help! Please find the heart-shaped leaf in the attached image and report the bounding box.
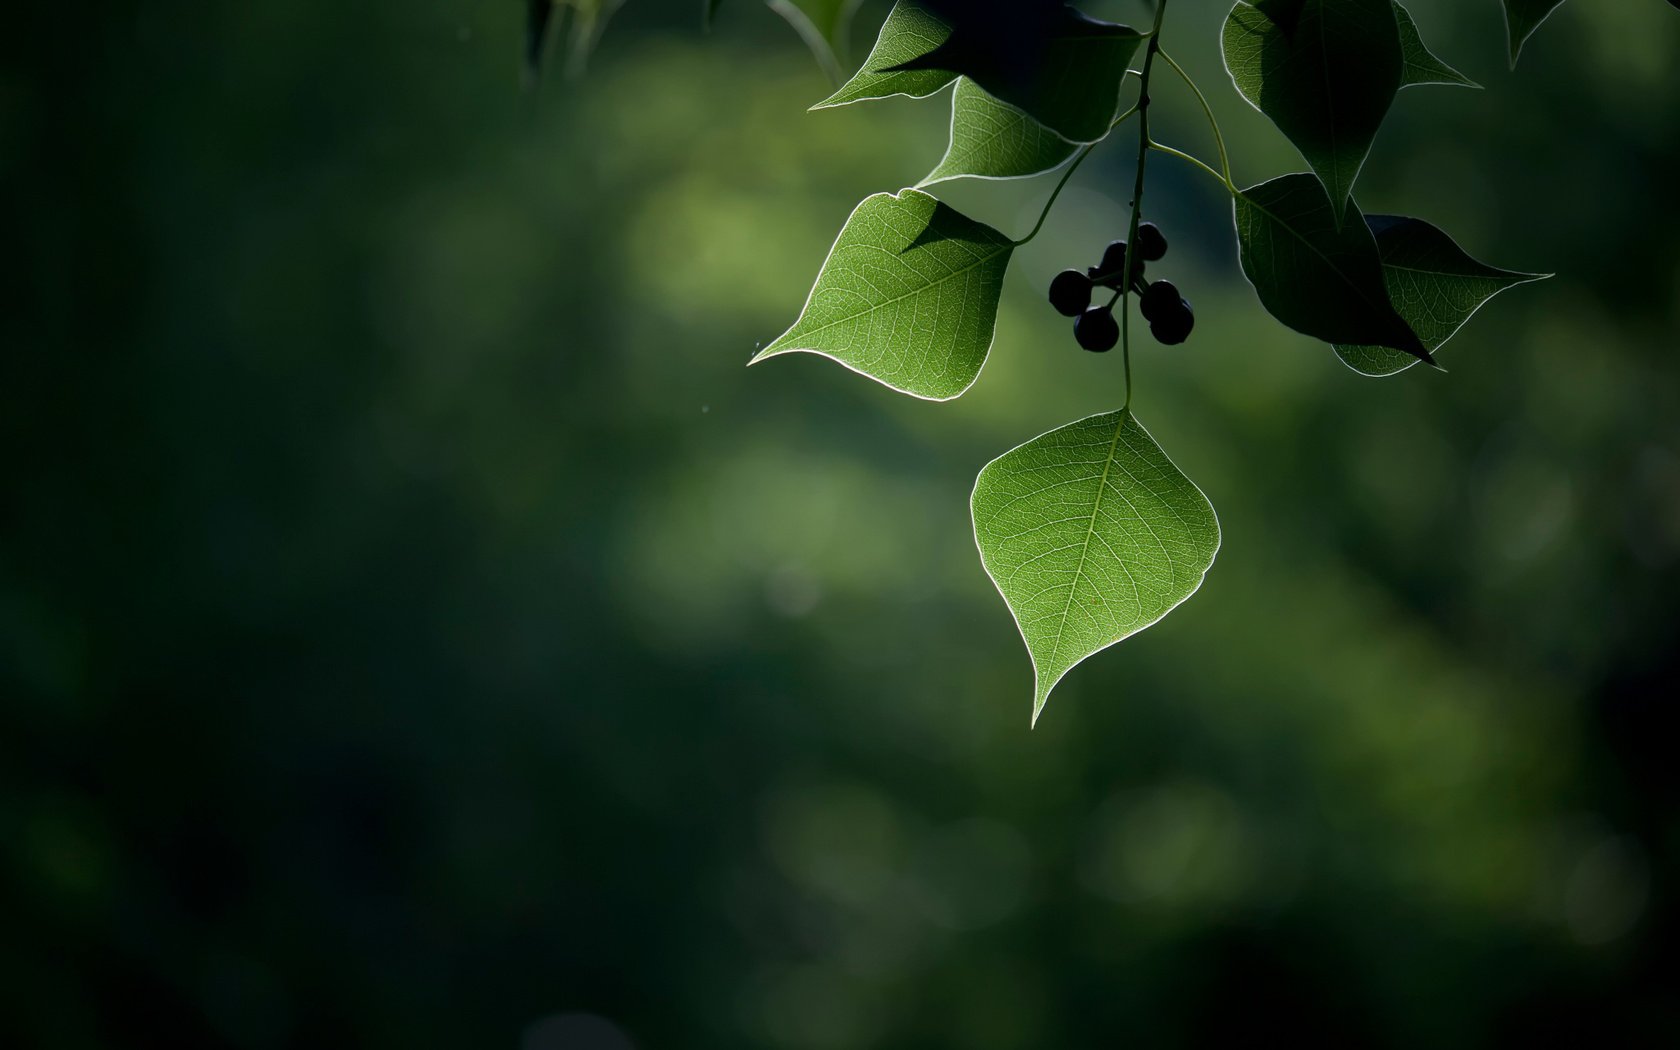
[1234,173,1428,359]
[1334,215,1547,376]
[973,409,1221,724]
[1223,0,1403,215]
[752,189,1014,401]
[1502,0,1566,68]
[922,78,1081,185]
[1395,1,1477,89]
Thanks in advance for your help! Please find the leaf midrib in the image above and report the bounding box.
[1048,413,1127,670]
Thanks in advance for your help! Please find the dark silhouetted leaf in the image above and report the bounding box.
[1502,0,1566,67]
[1395,1,1477,89]
[885,4,1141,142]
[1223,0,1403,215]
[1233,173,1428,360]
[817,1,1139,142]
[1335,215,1546,375]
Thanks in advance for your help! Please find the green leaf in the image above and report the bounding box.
[1234,173,1429,360]
[767,0,865,83]
[1334,215,1547,376]
[885,6,1142,143]
[815,2,1141,142]
[922,78,1081,185]
[813,1,958,109]
[704,0,723,32]
[1394,1,1478,89]
[1502,0,1566,67]
[752,189,1014,401]
[1222,0,1403,214]
[972,409,1221,725]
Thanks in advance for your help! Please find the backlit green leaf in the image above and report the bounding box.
[813,1,957,109]
[752,189,1014,401]
[1234,173,1427,359]
[1335,215,1547,376]
[922,78,1081,185]
[1222,0,1403,214]
[1502,0,1566,67]
[973,409,1220,724]
[1395,1,1478,89]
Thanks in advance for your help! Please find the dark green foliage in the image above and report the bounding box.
[1234,174,1430,362]
[1333,215,1546,375]
[1394,0,1479,88]
[1502,0,1567,66]
[742,0,1581,708]
[874,1,1144,141]
[1223,0,1403,214]
[561,3,1568,715]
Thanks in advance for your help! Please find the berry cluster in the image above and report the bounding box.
[1047,222,1195,352]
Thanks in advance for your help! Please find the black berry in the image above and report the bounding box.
[1095,240,1145,288]
[1099,239,1129,274]
[1150,297,1195,346]
[1139,279,1180,323]
[1048,269,1092,317]
[1135,222,1168,262]
[1074,306,1119,352]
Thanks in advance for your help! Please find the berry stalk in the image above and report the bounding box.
[1120,0,1171,411]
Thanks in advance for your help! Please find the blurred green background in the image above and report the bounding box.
[5,1,1680,1046]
